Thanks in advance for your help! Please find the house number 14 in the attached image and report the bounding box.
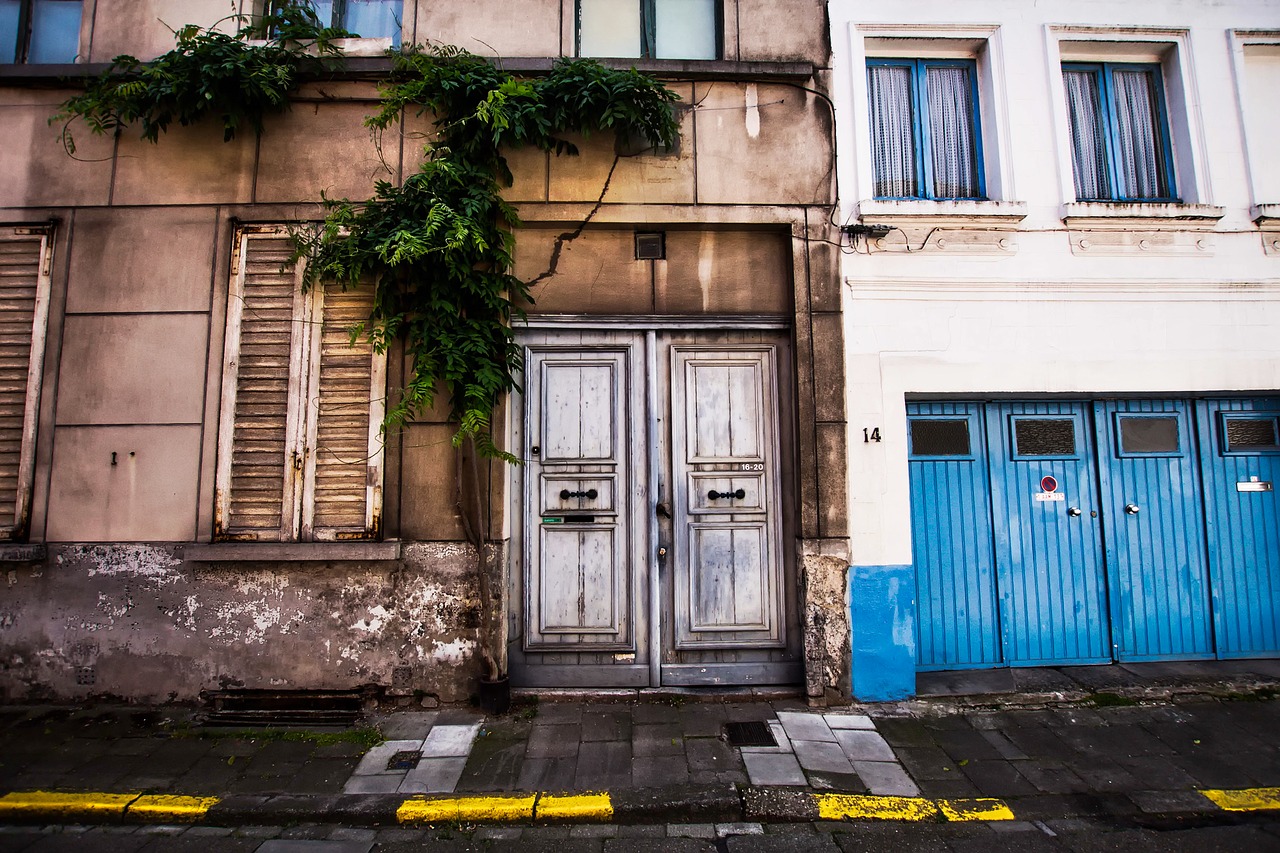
[864,428,881,443]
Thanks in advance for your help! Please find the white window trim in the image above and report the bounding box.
[1229,29,1280,220]
[1045,25,1210,213]
[215,225,386,542]
[0,226,53,540]
[843,22,1020,223]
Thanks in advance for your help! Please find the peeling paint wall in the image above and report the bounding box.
[0,544,492,703]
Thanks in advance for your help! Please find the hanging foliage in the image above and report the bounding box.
[53,9,682,460]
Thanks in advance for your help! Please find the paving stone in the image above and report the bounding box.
[456,725,527,791]
[517,756,578,790]
[1129,789,1218,814]
[616,824,666,838]
[575,740,633,789]
[935,727,1006,762]
[475,827,523,840]
[1015,761,1092,795]
[342,773,406,794]
[633,723,685,757]
[852,760,920,796]
[536,703,585,724]
[742,752,806,786]
[570,825,618,838]
[399,756,468,793]
[633,753,690,787]
[871,718,938,749]
[1112,754,1202,789]
[581,711,631,742]
[895,746,958,780]
[328,827,378,843]
[372,711,438,740]
[632,704,680,725]
[776,711,837,743]
[603,838,717,853]
[686,736,739,772]
[959,760,1039,797]
[793,739,856,774]
[420,723,480,757]
[257,840,374,853]
[349,740,424,777]
[833,729,896,762]
[980,730,1031,760]
[668,824,715,838]
[716,822,764,837]
[824,714,875,730]
[679,704,729,737]
[526,725,582,759]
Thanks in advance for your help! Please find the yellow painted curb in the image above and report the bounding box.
[127,795,221,822]
[397,795,537,823]
[938,798,1016,822]
[816,793,1014,822]
[1201,787,1280,812]
[538,793,613,821]
[0,791,139,819]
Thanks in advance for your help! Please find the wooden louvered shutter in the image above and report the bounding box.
[301,280,386,540]
[216,230,310,541]
[216,227,384,542]
[0,229,52,540]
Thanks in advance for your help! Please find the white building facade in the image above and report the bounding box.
[829,0,1280,699]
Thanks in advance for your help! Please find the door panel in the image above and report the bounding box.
[1095,400,1213,660]
[1197,398,1280,658]
[988,402,1110,665]
[523,346,638,656]
[907,403,1002,670]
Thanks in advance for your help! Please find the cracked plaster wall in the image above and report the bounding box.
[0,543,493,703]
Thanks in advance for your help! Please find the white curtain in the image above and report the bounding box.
[1111,69,1166,198]
[926,65,979,198]
[1063,69,1111,200]
[868,65,917,198]
[345,0,401,46]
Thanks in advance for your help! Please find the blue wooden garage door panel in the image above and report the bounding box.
[907,402,1001,669]
[1197,398,1280,658]
[987,402,1110,665]
[1095,400,1213,661]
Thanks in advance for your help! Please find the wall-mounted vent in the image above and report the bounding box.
[635,232,666,260]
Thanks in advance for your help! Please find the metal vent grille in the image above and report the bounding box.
[1226,416,1279,451]
[634,232,666,260]
[910,419,970,456]
[1015,418,1076,456]
[725,720,777,747]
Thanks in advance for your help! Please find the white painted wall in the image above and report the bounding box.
[829,0,1280,567]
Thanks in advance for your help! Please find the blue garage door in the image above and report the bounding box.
[908,396,1280,671]
[1198,399,1280,658]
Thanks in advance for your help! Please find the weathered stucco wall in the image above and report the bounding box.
[0,544,490,703]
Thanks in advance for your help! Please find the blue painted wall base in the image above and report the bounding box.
[849,564,916,701]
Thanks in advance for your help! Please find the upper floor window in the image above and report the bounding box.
[267,0,402,47]
[1062,62,1176,202]
[866,58,984,200]
[578,0,718,60]
[0,0,81,63]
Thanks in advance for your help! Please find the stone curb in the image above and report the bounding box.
[0,785,1272,827]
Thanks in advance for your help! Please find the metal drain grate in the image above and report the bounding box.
[724,720,777,747]
[387,750,422,771]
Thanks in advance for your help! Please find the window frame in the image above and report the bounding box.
[1,0,82,64]
[264,0,402,45]
[1061,60,1179,203]
[575,0,722,61]
[865,56,986,202]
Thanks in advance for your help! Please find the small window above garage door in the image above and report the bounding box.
[1221,412,1280,454]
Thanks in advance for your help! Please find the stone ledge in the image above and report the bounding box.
[1061,202,1225,227]
[0,544,46,563]
[184,541,401,562]
[856,199,1028,224]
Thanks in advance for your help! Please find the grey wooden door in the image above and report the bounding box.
[511,330,799,688]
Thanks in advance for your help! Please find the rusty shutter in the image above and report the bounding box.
[216,228,384,542]
[0,229,52,541]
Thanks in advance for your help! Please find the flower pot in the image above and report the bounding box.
[477,675,510,714]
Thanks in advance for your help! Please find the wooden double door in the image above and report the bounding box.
[509,329,801,687]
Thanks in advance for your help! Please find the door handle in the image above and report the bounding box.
[1067,507,1082,517]
[656,502,671,518]
[560,489,598,500]
[1124,504,1140,515]
[708,488,746,500]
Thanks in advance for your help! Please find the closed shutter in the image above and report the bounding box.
[216,228,385,542]
[303,280,386,539]
[0,229,52,541]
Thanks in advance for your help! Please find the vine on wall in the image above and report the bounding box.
[53,7,682,461]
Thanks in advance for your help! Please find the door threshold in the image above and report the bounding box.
[512,685,803,703]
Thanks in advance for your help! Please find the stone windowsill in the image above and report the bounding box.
[856,199,1029,225]
[184,541,401,562]
[1062,202,1225,228]
[1252,204,1280,225]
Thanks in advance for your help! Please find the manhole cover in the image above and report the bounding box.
[725,720,777,747]
[387,750,422,771]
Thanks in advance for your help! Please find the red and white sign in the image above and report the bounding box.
[1040,475,1058,493]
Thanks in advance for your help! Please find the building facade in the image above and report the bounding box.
[0,0,850,704]
[831,0,1280,699]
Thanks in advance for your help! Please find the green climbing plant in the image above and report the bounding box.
[53,9,682,461]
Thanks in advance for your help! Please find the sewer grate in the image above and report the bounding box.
[724,720,777,748]
[387,750,422,771]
